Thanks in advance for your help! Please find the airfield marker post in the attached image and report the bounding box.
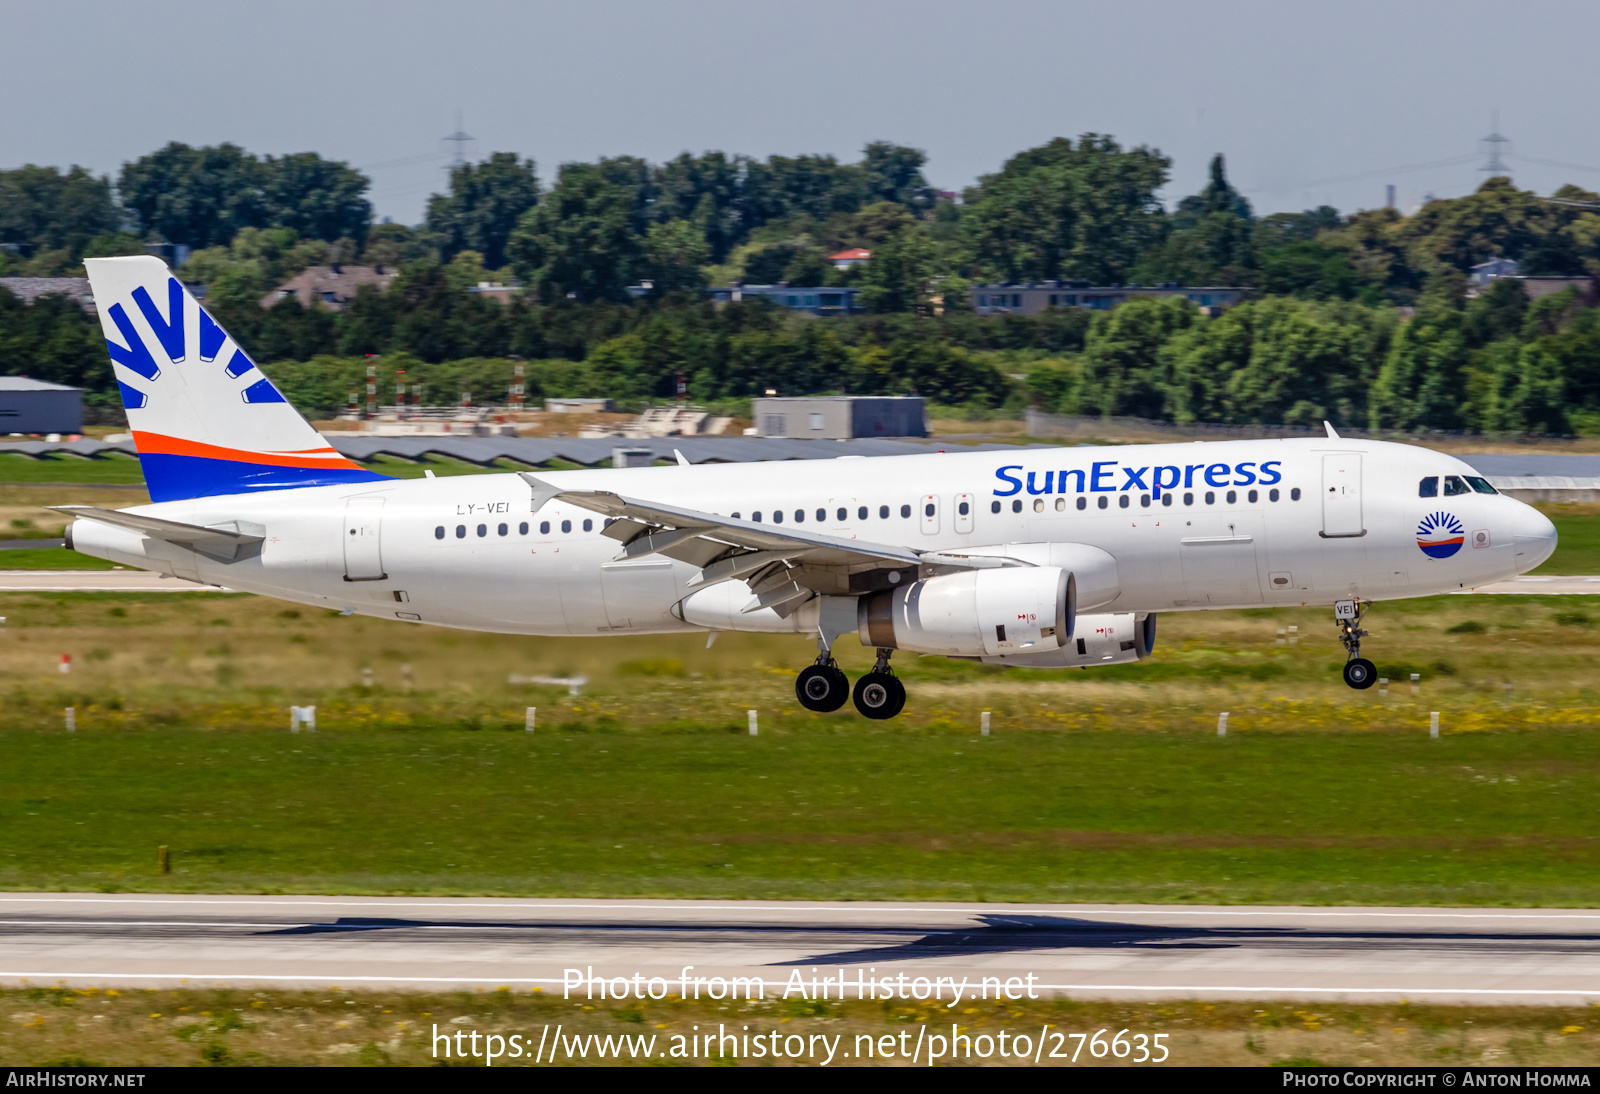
[1379,678,1389,696]
[58,654,70,675]
[1217,712,1229,737]
[1430,712,1440,738]
[361,666,373,690]
[304,705,316,732]
[63,707,75,733]
[748,710,758,736]
[981,710,991,736]
[1276,628,1286,646]
[525,707,536,733]
[1287,626,1298,646]
[1411,673,1421,695]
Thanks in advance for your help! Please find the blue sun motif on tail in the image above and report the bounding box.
[1417,511,1465,559]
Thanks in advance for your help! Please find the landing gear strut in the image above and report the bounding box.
[852,648,906,719]
[1335,599,1377,690]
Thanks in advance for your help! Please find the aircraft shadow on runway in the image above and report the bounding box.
[251,915,1600,968]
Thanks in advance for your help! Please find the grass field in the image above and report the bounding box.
[0,588,1597,904]
[2,987,1596,1067]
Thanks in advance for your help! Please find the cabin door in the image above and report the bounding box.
[1321,454,1365,537]
[342,497,387,581]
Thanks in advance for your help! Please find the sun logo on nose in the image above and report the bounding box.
[1417,511,1465,559]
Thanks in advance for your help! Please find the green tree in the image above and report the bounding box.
[859,225,944,314]
[639,219,710,295]
[424,153,540,269]
[1370,284,1470,430]
[0,165,121,259]
[960,134,1170,284]
[1079,295,1195,418]
[260,152,372,245]
[507,164,643,303]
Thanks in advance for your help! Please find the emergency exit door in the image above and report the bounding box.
[1321,454,1364,538]
[343,496,387,580]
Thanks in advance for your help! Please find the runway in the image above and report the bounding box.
[0,570,1595,595]
[2,894,1598,1004]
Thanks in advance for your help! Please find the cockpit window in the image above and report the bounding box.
[1443,475,1471,496]
[1465,476,1498,495]
[1419,476,1438,497]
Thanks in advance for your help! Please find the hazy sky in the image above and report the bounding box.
[5,0,1598,226]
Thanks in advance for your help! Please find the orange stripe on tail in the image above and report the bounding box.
[132,431,368,471]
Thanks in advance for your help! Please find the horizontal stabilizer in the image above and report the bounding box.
[53,505,265,563]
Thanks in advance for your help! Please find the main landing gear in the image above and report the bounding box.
[793,647,907,719]
[851,648,906,720]
[1335,598,1377,690]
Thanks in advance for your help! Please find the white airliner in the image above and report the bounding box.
[61,257,1557,718]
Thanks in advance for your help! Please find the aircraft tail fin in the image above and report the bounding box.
[83,256,388,503]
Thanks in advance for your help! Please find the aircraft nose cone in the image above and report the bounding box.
[1510,504,1557,573]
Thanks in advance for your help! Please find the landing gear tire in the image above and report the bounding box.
[852,672,906,720]
[1343,657,1377,690]
[795,664,850,712]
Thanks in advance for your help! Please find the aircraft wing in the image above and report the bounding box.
[519,473,919,573]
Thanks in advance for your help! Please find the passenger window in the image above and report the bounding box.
[477,524,487,537]
[879,505,889,519]
[1204,491,1215,505]
[858,506,868,520]
[1291,488,1302,501]
[1418,476,1439,498]
[1141,494,1150,507]
[1247,489,1257,503]
[958,501,969,516]
[519,522,529,535]
[1225,490,1236,504]
[1055,497,1066,511]
[1465,476,1498,495]
[900,504,911,518]
[455,525,466,538]
[753,512,763,522]
[1011,500,1022,513]
[731,512,741,520]
[1162,494,1173,507]
[793,510,803,523]
[773,511,783,524]
[1076,497,1086,511]
[560,520,572,533]
[1269,488,1280,502]
[1443,475,1470,496]
[1119,494,1130,509]
[434,525,445,539]
[990,501,1001,514]
[924,503,935,517]
[540,521,550,534]
[819,508,828,522]
[498,523,508,536]
[1183,492,1194,506]
[1033,498,1044,513]
[1097,496,1108,510]
[582,519,593,532]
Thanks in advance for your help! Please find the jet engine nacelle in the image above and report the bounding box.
[858,566,1075,657]
[980,611,1156,668]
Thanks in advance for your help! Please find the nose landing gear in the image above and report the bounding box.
[1335,598,1377,689]
[851,648,906,720]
